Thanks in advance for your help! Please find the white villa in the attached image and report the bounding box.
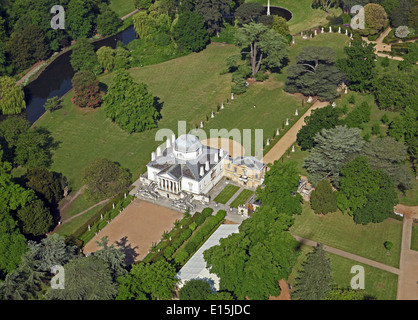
[142,134,266,201]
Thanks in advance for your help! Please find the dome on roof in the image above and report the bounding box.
[175,134,202,153]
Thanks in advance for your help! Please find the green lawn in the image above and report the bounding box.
[56,202,107,237]
[412,223,418,251]
[248,0,341,34]
[287,244,398,300]
[109,0,136,18]
[230,189,254,208]
[214,184,240,204]
[398,180,418,206]
[290,202,403,268]
[328,253,398,300]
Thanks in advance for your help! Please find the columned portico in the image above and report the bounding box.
[158,177,180,194]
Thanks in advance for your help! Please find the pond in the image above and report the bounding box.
[23,26,137,124]
[263,6,293,21]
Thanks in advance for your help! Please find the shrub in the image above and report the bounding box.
[174,250,189,264]
[192,232,204,245]
[348,94,356,104]
[381,56,390,68]
[255,72,269,82]
[381,113,389,124]
[185,242,196,255]
[371,123,381,136]
[195,213,206,226]
[189,221,197,231]
[172,238,183,251]
[202,208,214,218]
[180,228,192,242]
[164,246,175,259]
[215,210,226,222]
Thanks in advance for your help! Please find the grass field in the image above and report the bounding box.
[290,202,403,268]
[328,253,398,300]
[249,0,342,34]
[109,0,136,18]
[287,244,398,300]
[213,184,240,204]
[230,189,254,208]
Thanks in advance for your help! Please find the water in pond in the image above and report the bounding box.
[262,6,293,21]
[23,26,136,124]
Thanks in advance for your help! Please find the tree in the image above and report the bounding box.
[0,207,27,278]
[117,259,178,300]
[133,11,154,39]
[271,16,290,37]
[408,3,418,29]
[310,179,337,214]
[336,40,376,92]
[70,38,102,75]
[43,96,63,112]
[285,46,345,101]
[293,244,332,300]
[398,42,418,71]
[363,3,389,35]
[0,76,26,115]
[172,12,209,52]
[373,69,418,111]
[391,0,412,27]
[97,6,123,37]
[234,2,265,24]
[362,136,413,190]
[344,101,371,128]
[203,205,300,300]
[14,128,55,169]
[16,199,54,236]
[26,233,78,272]
[45,255,118,300]
[82,158,132,201]
[296,105,343,150]
[179,279,212,300]
[304,125,365,186]
[384,240,393,253]
[97,46,115,72]
[66,0,96,39]
[5,24,50,70]
[24,166,64,208]
[256,161,303,216]
[195,0,232,37]
[337,156,398,223]
[103,69,161,133]
[94,236,128,280]
[234,22,288,76]
[71,70,103,108]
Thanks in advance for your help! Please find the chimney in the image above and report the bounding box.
[200,166,204,177]
[214,152,219,163]
[151,152,156,161]
[167,138,171,148]
[219,148,224,157]
[156,147,161,157]
[171,134,176,145]
[205,161,210,171]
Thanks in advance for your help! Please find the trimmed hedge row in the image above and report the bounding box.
[76,193,135,245]
[173,210,226,266]
[143,208,214,263]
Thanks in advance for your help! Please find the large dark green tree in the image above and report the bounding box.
[234,22,288,76]
[16,199,54,237]
[117,259,178,300]
[96,5,123,37]
[203,205,300,300]
[94,236,127,281]
[172,12,209,52]
[82,158,132,201]
[45,255,118,300]
[293,244,332,300]
[337,156,398,223]
[195,0,232,37]
[66,0,96,39]
[304,125,365,186]
[103,69,161,133]
[179,279,213,300]
[336,40,376,93]
[70,38,102,75]
[234,2,265,24]
[256,161,303,216]
[296,105,343,150]
[310,179,338,214]
[285,46,345,101]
